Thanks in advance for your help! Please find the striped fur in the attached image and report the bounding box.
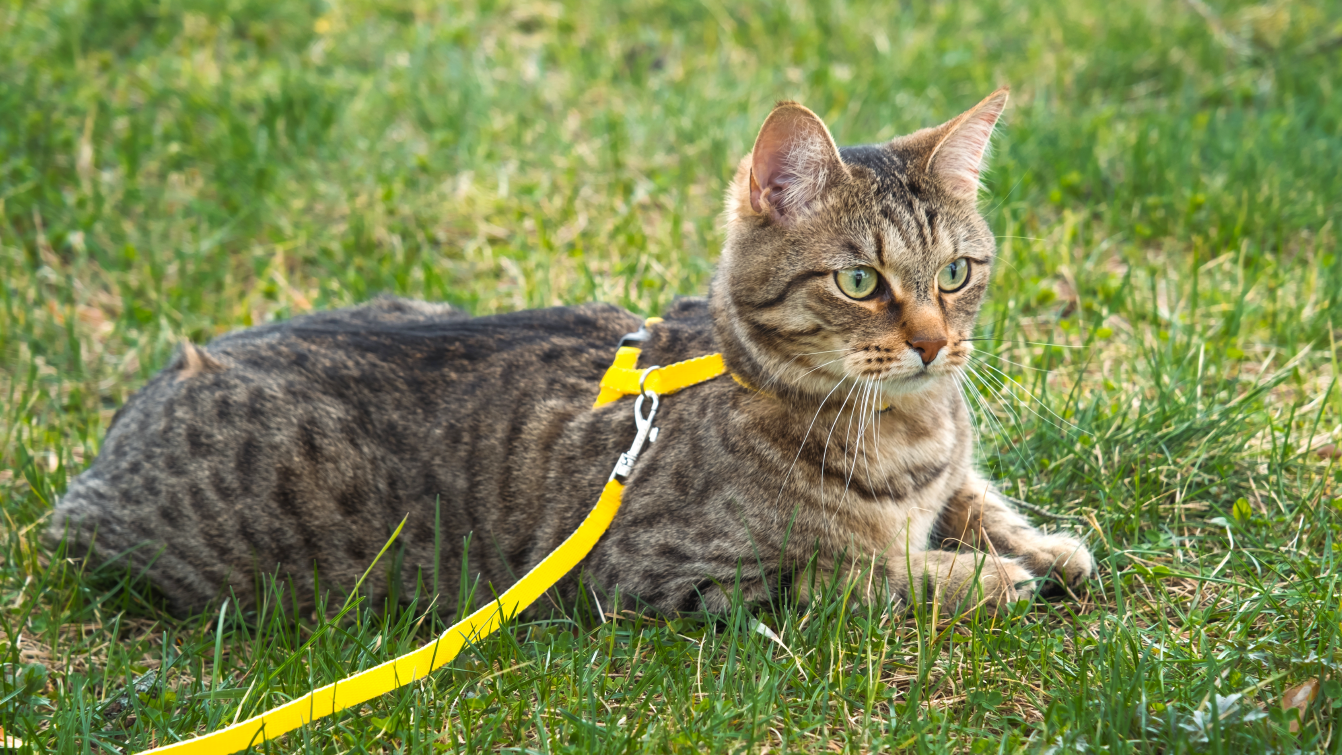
[50,91,1092,617]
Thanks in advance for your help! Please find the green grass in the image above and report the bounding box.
[3,0,1342,751]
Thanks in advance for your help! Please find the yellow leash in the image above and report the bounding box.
[140,321,726,754]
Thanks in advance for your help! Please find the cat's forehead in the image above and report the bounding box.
[838,144,907,182]
[836,144,940,220]
[834,143,974,263]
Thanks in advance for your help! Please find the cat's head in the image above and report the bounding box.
[711,88,1007,403]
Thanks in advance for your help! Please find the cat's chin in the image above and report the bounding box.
[877,370,952,397]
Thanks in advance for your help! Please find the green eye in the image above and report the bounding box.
[835,266,880,300]
[938,258,971,292]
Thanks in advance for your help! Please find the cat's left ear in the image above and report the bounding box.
[925,87,1009,200]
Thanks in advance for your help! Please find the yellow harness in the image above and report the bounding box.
[592,319,728,407]
[141,320,727,754]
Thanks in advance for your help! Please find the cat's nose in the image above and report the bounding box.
[908,337,947,365]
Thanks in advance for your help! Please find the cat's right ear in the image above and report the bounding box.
[746,102,846,225]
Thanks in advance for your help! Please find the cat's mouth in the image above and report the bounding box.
[818,344,966,398]
[881,368,936,383]
[861,358,964,393]
[852,351,963,377]
[854,365,931,379]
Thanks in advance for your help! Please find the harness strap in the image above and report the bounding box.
[592,317,728,407]
[593,351,727,407]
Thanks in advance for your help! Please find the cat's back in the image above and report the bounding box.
[50,296,648,612]
[202,296,638,392]
[78,296,645,476]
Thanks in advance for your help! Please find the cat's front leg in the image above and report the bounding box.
[936,474,1095,594]
[793,549,1032,616]
[889,549,1037,615]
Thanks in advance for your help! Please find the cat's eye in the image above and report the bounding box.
[835,266,880,300]
[938,258,971,292]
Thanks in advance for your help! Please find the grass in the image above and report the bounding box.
[2,0,1342,751]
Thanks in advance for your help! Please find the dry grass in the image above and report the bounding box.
[3,0,1342,751]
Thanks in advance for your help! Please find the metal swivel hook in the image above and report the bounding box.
[611,367,662,481]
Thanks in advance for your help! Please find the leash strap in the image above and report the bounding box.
[142,479,627,754]
[139,320,726,754]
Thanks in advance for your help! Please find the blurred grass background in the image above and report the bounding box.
[3,0,1342,752]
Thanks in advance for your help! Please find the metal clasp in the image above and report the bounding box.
[611,367,661,481]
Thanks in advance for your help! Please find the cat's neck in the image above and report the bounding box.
[776,375,959,423]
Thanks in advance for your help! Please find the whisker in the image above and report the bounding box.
[953,372,983,445]
[992,235,1048,242]
[863,379,879,484]
[792,349,855,357]
[960,367,1033,467]
[842,379,863,457]
[959,370,994,443]
[868,379,888,492]
[969,363,1037,433]
[759,350,856,392]
[842,378,871,499]
[959,370,1014,472]
[758,355,850,395]
[819,379,862,515]
[772,375,849,510]
[855,378,880,499]
[983,173,1026,217]
[971,351,1057,374]
[969,358,1080,436]
[962,338,1085,349]
[794,356,850,381]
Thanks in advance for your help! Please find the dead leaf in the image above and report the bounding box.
[1316,444,1341,460]
[0,726,26,749]
[1055,275,1078,317]
[1281,678,1320,733]
[753,621,808,681]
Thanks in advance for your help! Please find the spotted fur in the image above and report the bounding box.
[51,90,1093,617]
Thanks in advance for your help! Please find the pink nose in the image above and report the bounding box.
[908,338,947,365]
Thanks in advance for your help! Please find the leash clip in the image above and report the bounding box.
[611,367,661,481]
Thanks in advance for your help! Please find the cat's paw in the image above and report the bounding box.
[968,557,1037,614]
[917,553,1036,616]
[1012,533,1095,595]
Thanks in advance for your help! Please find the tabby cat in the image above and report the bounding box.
[51,88,1094,617]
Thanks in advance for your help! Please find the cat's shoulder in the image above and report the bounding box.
[640,297,717,361]
[661,296,710,321]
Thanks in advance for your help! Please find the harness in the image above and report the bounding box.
[141,319,730,754]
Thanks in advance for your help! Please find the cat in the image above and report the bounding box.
[50,88,1094,618]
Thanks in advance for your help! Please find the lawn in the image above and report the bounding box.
[3,0,1342,751]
